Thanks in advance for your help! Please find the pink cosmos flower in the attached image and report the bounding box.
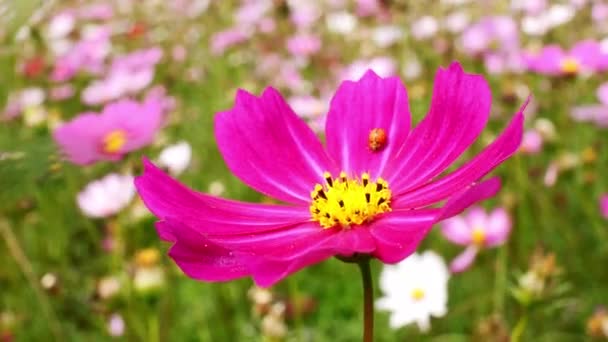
[82,47,163,105]
[210,28,250,55]
[571,82,608,127]
[51,27,111,82]
[53,96,164,165]
[460,16,523,74]
[441,206,511,273]
[135,62,526,287]
[524,40,608,76]
[520,129,543,154]
[600,195,608,219]
[286,33,322,57]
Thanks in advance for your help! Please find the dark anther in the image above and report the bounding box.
[325,213,330,218]
[376,183,383,191]
[365,193,371,203]
[378,198,386,205]
[326,176,333,187]
[317,190,327,200]
[338,200,345,208]
[362,178,368,186]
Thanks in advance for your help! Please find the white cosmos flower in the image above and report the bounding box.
[376,251,449,332]
[157,141,192,176]
[77,174,135,218]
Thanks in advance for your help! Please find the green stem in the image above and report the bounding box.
[357,257,374,342]
[510,313,528,342]
[0,219,63,340]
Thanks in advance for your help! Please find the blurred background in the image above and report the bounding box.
[1,0,608,340]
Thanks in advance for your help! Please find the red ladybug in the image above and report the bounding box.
[368,128,387,151]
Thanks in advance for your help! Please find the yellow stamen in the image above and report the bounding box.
[471,226,486,246]
[560,57,579,74]
[411,288,425,301]
[310,171,392,229]
[103,130,127,153]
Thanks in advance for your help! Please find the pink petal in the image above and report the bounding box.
[484,208,511,247]
[104,99,164,151]
[441,216,473,245]
[600,194,608,219]
[158,220,249,282]
[135,159,311,236]
[393,100,525,209]
[449,246,478,273]
[215,88,337,205]
[436,177,502,221]
[369,209,438,263]
[385,62,491,193]
[324,70,411,178]
[570,40,602,71]
[226,225,377,286]
[465,206,488,229]
[53,113,109,165]
[524,46,564,75]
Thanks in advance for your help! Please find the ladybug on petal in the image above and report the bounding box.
[369,128,388,152]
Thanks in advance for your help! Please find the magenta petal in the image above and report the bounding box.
[135,159,310,235]
[437,177,502,220]
[158,220,249,282]
[386,62,491,193]
[393,99,525,209]
[369,209,438,263]
[325,70,411,178]
[449,246,478,273]
[245,249,336,287]
[215,87,337,205]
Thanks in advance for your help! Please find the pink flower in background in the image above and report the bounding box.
[77,174,135,218]
[461,16,519,55]
[51,27,111,82]
[520,129,543,154]
[460,16,523,74]
[49,84,75,101]
[53,96,164,165]
[210,28,250,55]
[135,62,526,286]
[289,2,320,29]
[286,33,322,57]
[524,40,608,76]
[571,82,608,127]
[600,195,608,219]
[78,3,114,20]
[82,47,163,105]
[341,56,397,81]
[441,206,511,273]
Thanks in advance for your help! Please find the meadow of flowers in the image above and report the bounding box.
[2,0,608,341]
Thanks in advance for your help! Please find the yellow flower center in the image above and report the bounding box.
[310,171,392,229]
[560,57,579,74]
[102,130,127,153]
[471,226,486,246]
[411,288,425,301]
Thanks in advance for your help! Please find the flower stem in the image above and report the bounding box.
[357,257,374,342]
